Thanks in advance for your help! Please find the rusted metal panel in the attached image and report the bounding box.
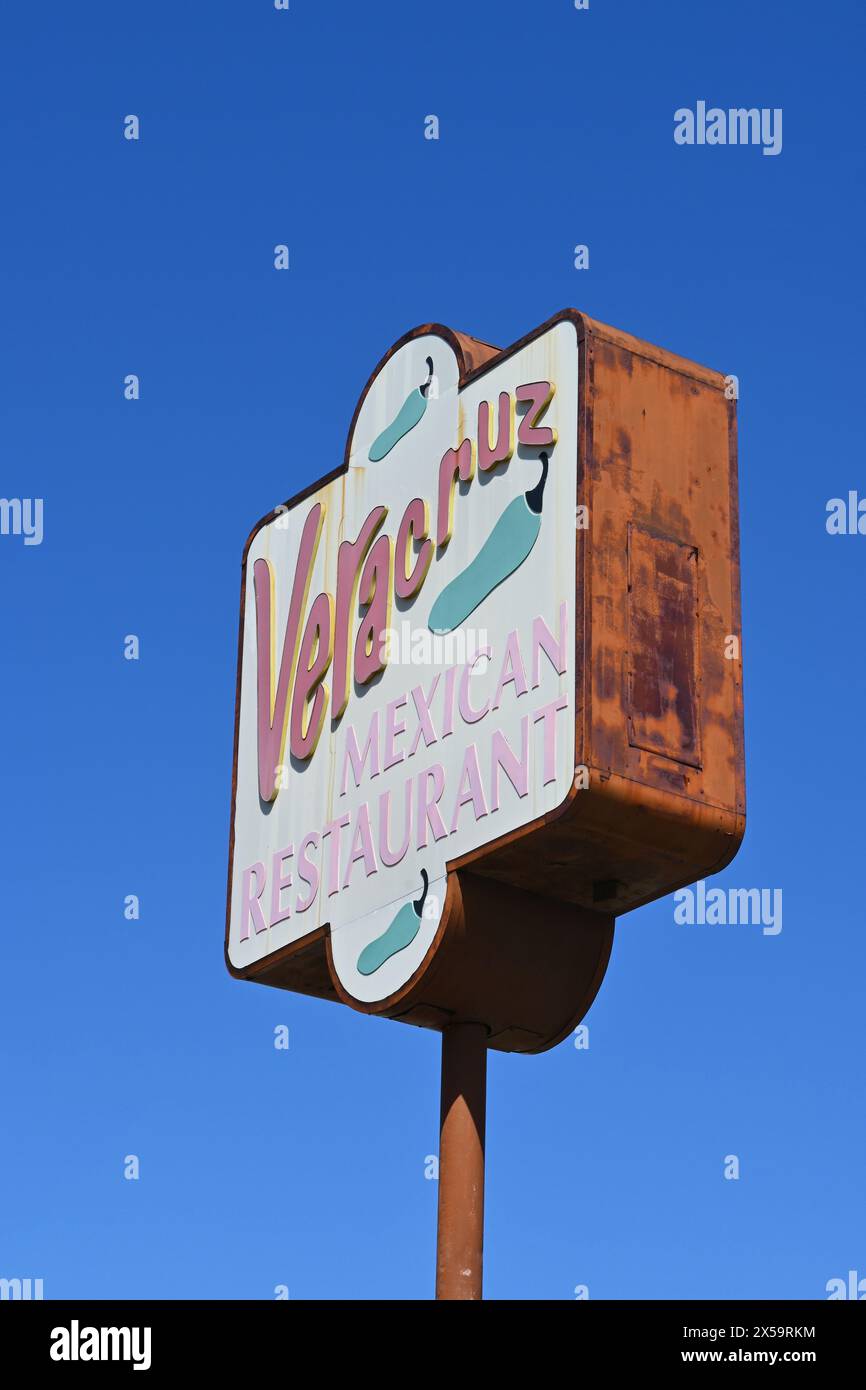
[626,523,701,767]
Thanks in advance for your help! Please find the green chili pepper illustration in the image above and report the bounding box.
[368,358,434,462]
[428,452,549,635]
[357,870,429,976]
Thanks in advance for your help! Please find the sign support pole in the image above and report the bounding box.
[435,1022,487,1300]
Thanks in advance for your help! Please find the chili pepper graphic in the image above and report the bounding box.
[357,870,429,976]
[428,452,549,634]
[368,358,435,462]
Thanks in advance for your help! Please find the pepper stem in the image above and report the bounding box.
[525,451,549,515]
[413,868,429,916]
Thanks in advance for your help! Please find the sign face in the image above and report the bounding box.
[227,318,579,1004]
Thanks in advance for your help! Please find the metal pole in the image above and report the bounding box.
[435,1022,487,1300]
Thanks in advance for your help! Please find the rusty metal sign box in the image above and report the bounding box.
[225,309,745,1052]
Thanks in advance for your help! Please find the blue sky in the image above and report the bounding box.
[1,0,864,1300]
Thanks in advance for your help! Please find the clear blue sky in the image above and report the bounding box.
[2,0,863,1300]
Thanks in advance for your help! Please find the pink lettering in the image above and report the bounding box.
[478,392,514,473]
[342,804,378,889]
[417,764,448,849]
[459,649,492,724]
[490,721,530,812]
[532,695,569,785]
[516,381,556,448]
[531,603,568,687]
[449,744,489,833]
[295,832,321,913]
[254,502,324,801]
[240,862,268,941]
[269,845,294,928]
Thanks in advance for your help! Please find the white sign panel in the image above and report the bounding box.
[227,319,578,1003]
